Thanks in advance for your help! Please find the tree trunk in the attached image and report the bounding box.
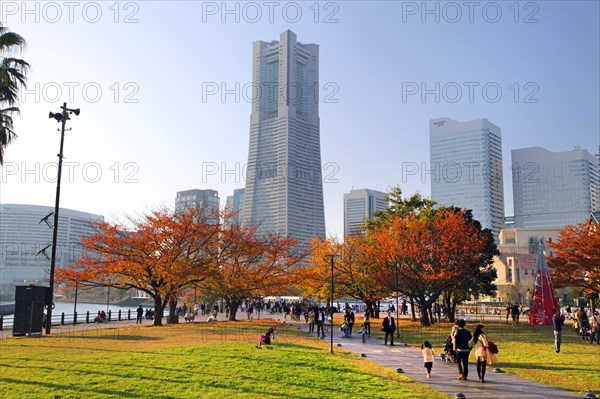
[419,299,432,326]
[375,300,380,319]
[168,296,179,324]
[410,297,416,321]
[153,295,163,326]
[451,299,458,321]
[228,299,242,321]
[364,300,374,318]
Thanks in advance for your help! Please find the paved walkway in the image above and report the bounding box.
[282,317,583,399]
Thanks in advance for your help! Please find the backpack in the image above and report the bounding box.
[487,340,499,354]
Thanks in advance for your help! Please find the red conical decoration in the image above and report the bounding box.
[529,240,559,326]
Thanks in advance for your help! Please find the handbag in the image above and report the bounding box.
[486,349,497,365]
[487,340,499,354]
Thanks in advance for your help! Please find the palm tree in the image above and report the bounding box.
[0,23,30,164]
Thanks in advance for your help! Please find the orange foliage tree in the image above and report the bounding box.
[56,208,220,326]
[548,221,600,304]
[198,222,304,321]
[299,235,390,317]
[364,209,494,326]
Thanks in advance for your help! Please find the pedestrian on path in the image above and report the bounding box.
[363,308,371,336]
[590,311,599,344]
[453,319,472,380]
[552,308,565,352]
[136,305,143,324]
[421,340,435,378]
[473,324,489,383]
[358,323,368,343]
[382,311,396,346]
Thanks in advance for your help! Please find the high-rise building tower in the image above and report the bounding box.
[242,30,325,250]
[225,188,245,224]
[429,117,505,239]
[512,146,600,228]
[175,189,220,218]
[344,189,389,236]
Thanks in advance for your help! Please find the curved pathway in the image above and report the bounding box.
[283,316,583,399]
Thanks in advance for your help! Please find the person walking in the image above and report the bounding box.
[136,305,144,324]
[453,319,472,380]
[382,311,396,346]
[552,308,565,353]
[473,324,489,383]
[590,311,600,344]
[363,308,371,337]
[358,323,368,343]
[316,307,325,339]
[421,341,435,378]
[308,306,315,334]
[346,309,355,336]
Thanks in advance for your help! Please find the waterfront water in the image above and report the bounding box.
[1,301,146,326]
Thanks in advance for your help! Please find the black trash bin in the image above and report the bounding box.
[12,285,47,336]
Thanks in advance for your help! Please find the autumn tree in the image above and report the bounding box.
[56,208,220,326]
[199,222,304,320]
[298,235,390,317]
[363,187,497,326]
[548,221,600,308]
[439,209,498,322]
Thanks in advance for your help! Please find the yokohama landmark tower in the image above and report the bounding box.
[242,31,326,250]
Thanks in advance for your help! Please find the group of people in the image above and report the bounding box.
[553,306,600,351]
[93,310,107,323]
[422,320,496,382]
[505,303,524,324]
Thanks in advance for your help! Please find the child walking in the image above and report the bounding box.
[358,323,368,343]
[421,340,435,378]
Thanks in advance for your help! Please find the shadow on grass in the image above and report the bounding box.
[0,377,146,398]
[500,362,591,373]
[65,334,162,341]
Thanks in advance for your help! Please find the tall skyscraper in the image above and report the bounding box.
[344,189,389,236]
[242,30,325,250]
[430,117,505,239]
[512,146,600,228]
[175,189,220,216]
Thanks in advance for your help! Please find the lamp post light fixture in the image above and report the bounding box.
[45,103,80,335]
[325,254,339,354]
[394,262,404,338]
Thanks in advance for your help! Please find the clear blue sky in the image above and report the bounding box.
[1,1,598,237]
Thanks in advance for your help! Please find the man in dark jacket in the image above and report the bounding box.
[552,308,565,352]
[345,309,355,336]
[453,319,472,380]
[382,311,396,346]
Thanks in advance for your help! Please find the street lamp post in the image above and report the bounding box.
[326,254,337,354]
[45,103,80,335]
[395,263,400,338]
[73,282,78,323]
[329,255,334,354]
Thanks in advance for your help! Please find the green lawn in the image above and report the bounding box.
[385,318,600,394]
[0,321,445,399]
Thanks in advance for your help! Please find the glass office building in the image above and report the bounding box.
[512,146,599,228]
[429,117,505,240]
[0,204,103,300]
[344,189,389,236]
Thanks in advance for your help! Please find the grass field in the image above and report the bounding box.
[0,321,446,399]
[388,318,600,394]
